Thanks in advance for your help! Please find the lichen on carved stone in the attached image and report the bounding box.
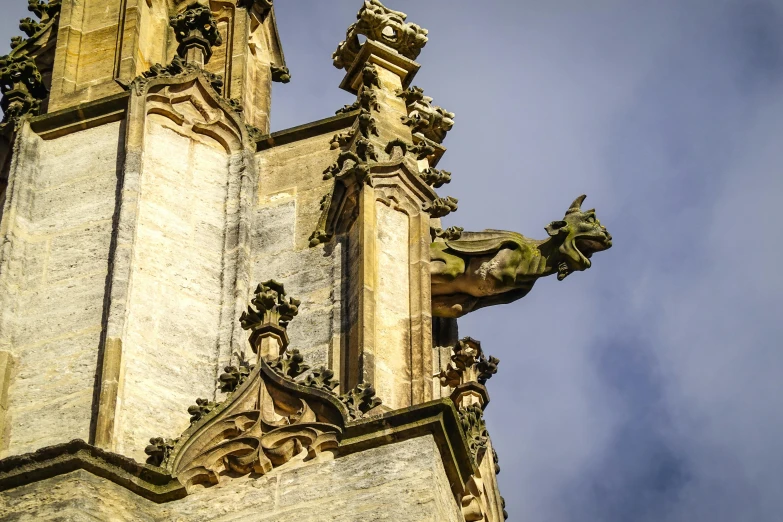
[385,138,408,159]
[408,140,435,160]
[493,447,501,475]
[358,109,379,137]
[431,195,613,318]
[336,100,361,115]
[323,151,361,180]
[420,167,451,188]
[432,226,464,242]
[330,128,356,150]
[424,196,459,218]
[305,367,340,392]
[0,54,47,132]
[144,437,177,467]
[356,137,378,161]
[240,281,300,360]
[271,64,291,83]
[219,352,255,393]
[188,398,217,424]
[169,4,223,63]
[359,88,380,112]
[397,85,455,143]
[27,0,61,22]
[131,56,224,95]
[361,63,381,89]
[270,349,310,380]
[246,123,265,143]
[459,403,489,464]
[339,383,382,420]
[308,229,331,248]
[19,18,42,38]
[333,0,428,70]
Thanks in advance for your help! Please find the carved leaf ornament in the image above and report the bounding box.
[146,281,383,489]
[168,358,345,489]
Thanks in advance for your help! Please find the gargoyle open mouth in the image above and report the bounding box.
[572,233,612,269]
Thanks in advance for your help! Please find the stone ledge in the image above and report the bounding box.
[0,439,186,503]
[256,110,361,151]
[0,400,475,505]
[29,92,130,140]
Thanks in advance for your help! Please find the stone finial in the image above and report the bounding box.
[0,54,47,132]
[438,337,500,409]
[240,280,301,362]
[169,4,223,65]
[333,0,428,70]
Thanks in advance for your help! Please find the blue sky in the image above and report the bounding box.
[3,2,782,520]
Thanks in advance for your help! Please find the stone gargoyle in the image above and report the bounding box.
[431,195,612,318]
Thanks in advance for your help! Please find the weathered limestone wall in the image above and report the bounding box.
[0,435,464,522]
[0,122,123,457]
[114,118,232,461]
[374,201,412,408]
[252,130,349,381]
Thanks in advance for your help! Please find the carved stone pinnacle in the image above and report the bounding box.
[169,4,223,65]
[240,280,301,361]
[333,0,428,70]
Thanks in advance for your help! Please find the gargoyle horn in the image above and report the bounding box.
[566,194,587,215]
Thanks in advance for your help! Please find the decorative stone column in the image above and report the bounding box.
[317,0,460,411]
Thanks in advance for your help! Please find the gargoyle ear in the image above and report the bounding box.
[545,220,568,237]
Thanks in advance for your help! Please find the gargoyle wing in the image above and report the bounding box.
[444,230,528,255]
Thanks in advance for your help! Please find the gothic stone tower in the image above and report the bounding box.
[0,1,613,520]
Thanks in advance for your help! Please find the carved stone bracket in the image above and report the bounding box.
[270,64,291,83]
[0,54,48,131]
[170,4,223,64]
[333,0,428,70]
[397,86,455,144]
[240,281,300,361]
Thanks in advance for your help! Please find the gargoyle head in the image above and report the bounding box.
[545,195,612,280]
